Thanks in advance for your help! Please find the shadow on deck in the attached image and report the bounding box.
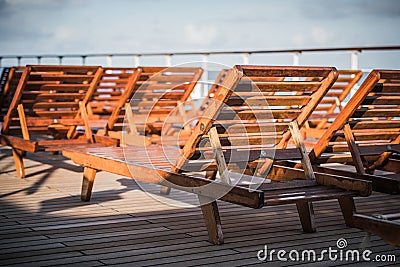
[0,146,399,266]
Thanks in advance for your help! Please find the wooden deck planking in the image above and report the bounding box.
[0,145,399,266]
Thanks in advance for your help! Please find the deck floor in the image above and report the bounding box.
[0,146,399,266]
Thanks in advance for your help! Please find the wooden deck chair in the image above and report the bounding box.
[87,67,141,127]
[309,69,400,194]
[198,69,285,114]
[151,69,230,149]
[0,66,25,122]
[148,67,285,151]
[287,69,400,246]
[305,70,363,138]
[198,69,229,113]
[99,66,203,145]
[63,66,371,245]
[0,65,118,178]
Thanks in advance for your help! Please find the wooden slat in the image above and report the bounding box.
[237,65,333,77]
[218,109,301,120]
[227,95,310,106]
[54,66,373,247]
[352,108,400,118]
[235,81,321,92]
[0,65,105,177]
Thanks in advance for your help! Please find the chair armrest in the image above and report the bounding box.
[0,134,38,152]
[92,134,120,146]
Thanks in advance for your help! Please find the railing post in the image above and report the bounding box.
[201,53,209,98]
[17,56,21,66]
[349,50,361,99]
[106,55,113,67]
[134,55,140,67]
[165,54,172,67]
[293,51,301,66]
[351,50,360,70]
[37,56,41,64]
[242,53,250,65]
[82,56,87,66]
[58,56,63,65]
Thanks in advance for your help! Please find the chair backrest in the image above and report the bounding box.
[310,69,400,173]
[199,69,229,113]
[308,69,363,128]
[173,65,338,179]
[0,66,25,122]
[1,65,103,138]
[107,66,203,134]
[88,67,141,117]
[199,69,286,113]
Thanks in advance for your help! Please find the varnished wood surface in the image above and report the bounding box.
[88,67,141,120]
[307,69,363,131]
[108,66,203,135]
[310,69,400,194]
[63,66,372,244]
[0,66,25,122]
[0,146,399,266]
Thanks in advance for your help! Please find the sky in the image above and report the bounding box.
[0,0,399,68]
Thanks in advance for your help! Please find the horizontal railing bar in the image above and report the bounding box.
[1,45,399,59]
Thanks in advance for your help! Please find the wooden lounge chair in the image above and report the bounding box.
[98,66,203,145]
[309,69,400,194]
[306,69,400,247]
[87,67,141,120]
[87,67,142,130]
[198,69,229,114]
[63,66,371,244]
[198,69,285,114]
[0,65,118,178]
[306,70,363,135]
[0,66,25,122]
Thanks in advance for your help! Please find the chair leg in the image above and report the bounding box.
[160,186,171,195]
[11,148,25,178]
[296,201,316,233]
[198,195,224,245]
[338,196,356,227]
[81,167,97,202]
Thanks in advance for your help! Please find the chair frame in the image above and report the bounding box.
[0,65,118,178]
[63,66,372,244]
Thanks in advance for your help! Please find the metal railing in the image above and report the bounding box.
[1,46,400,70]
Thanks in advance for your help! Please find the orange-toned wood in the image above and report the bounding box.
[79,101,93,142]
[208,127,231,184]
[343,123,366,174]
[103,66,202,143]
[310,69,400,194]
[0,67,25,122]
[62,66,372,245]
[16,104,29,140]
[307,70,363,132]
[289,121,315,180]
[0,65,119,178]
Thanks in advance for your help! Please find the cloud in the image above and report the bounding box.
[299,0,400,19]
[291,26,335,47]
[311,26,334,45]
[184,24,218,46]
[2,0,81,8]
[362,0,400,17]
[0,0,399,56]
[292,33,306,46]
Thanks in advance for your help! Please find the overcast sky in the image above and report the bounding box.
[0,0,399,68]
